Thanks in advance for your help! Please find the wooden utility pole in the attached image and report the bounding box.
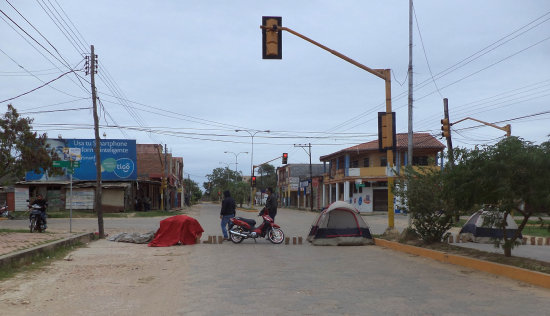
[90,45,104,238]
[407,0,414,166]
[443,98,454,165]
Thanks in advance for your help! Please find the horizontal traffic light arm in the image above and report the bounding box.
[452,117,511,136]
[260,25,386,81]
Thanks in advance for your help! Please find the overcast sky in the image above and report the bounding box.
[1,1,549,186]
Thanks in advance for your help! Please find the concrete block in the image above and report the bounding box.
[448,235,454,243]
[530,237,536,245]
[292,237,297,245]
[522,237,527,245]
[537,238,543,246]
[298,237,302,245]
[285,237,289,245]
[218,236,223,244]
[546,237,550,246]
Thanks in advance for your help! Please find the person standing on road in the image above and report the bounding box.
[265,187,277,221]
[220,190,236,240]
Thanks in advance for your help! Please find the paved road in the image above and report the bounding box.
[1,203,549,315]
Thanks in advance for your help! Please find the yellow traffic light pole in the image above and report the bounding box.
[452,117,511,137]
[261,21,396,228]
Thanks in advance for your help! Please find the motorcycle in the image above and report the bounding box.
[228,208,284,244]
[28,203,46,233]
[0,203,13,219]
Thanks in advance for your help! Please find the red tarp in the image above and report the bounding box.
[148,215,204,247]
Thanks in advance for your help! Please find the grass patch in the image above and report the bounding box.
[0,228,31,233]
[0,242,85,281]
[522,225,550,237]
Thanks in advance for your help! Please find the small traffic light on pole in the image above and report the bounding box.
[441,118,451,138]
[251,176,257,187]
[262,16,282,59]
[282,153,288,164]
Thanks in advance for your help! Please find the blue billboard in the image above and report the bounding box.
[26,139,137,181]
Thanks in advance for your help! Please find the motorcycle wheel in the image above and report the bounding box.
[267,228,284,244]
[30,217,37,233]
[229,227,244,244]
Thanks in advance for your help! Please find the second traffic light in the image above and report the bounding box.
[282,153,288,164]
[441,118,451,138]
[262,16,282,59]
[251,176,257,187]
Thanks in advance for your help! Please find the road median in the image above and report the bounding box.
[374,238,550,289]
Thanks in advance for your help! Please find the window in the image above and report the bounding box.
[350,160,358,168]
[363,158,370,167]
[413,156,429,166]
[380,157,387,167]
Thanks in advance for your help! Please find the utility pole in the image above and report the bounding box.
[294,143,313,212]
[164,144,168,210]
[407,0,414,166]
[90,45,104,238]
[443,98,454,165]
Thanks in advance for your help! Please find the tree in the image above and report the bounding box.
[183,178,202,204]
[444,137,550,257]
[0,104,57,184]
[203,167,241,201]
[394,166,454,243]
[256,163,277,191]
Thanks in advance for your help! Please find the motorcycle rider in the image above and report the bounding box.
[264,187,277,221]
[32,194,48,228]
[220,190,236,240]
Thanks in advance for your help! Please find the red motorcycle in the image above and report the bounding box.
[228,208,284,244]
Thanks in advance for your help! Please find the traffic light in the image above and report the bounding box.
[282,153,288,164]
[262,16,282,59]
[251,176,257,187]
[441,118,451,138]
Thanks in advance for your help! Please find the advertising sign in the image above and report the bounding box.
[26,139,137,181]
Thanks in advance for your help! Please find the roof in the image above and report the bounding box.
[319,133,445,161]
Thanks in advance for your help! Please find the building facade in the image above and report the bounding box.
[319,133,445,212]
[277,164,325,210]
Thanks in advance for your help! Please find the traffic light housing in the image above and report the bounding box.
[251,176,257,187]
[262,16,282,59]
[282,153,288,164]
[441,118,451,138]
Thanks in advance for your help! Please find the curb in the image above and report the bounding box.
[0,232,96,269]
[374,238,550,290]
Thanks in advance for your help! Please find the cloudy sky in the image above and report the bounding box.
[1,1,549,186]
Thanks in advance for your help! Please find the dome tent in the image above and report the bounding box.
[307,201,373,246]
[459,209,521,243]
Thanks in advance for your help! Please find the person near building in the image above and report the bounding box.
[220,190,236,240]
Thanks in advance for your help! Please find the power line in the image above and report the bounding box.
[0,70,75,103]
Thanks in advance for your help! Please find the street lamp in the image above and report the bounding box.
[224,151,248,181]
[235,129,270,206]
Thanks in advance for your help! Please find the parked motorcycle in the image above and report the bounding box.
[28,203,46,233]
[228,208,284,244]
[0,203,13,219]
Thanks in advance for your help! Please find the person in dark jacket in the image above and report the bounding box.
[220,190,236,240]
[33,194,48,228]
[264,187,277,221]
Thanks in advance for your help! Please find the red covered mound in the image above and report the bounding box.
[148,215,204,247]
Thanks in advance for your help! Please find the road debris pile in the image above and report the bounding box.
[108,231,156,244]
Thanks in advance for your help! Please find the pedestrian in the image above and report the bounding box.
[220,190,236,240]
[265,187,277,221]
